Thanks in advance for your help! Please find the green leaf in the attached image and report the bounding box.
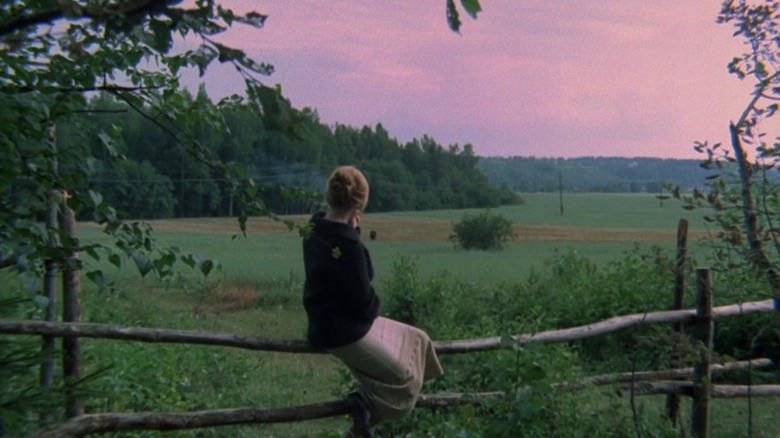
[89,190,104,207]
[84,245,100,261]
[299,223,313,239]
[522,362,547,382]
[149,19,173,53]
[130,250,153,277]
[446,0,461,33]
[460,0,481,18]
[199,259,215,276]
[34,294,50,309]
[248,84,302,137]
[181,254,196,269]
[236,12,268,29]
[87,270,107,293]
[108,253,122,269]
[21,272,41,292]
[192,45,218,77]
[214,42,245,63]
[98,131,119,156]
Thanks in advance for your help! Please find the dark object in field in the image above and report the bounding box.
[370,230,377,241]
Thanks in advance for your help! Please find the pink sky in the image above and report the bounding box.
[193,1,765,159]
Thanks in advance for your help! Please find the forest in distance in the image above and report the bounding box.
[478,155,715,194]
[50,91,730,221]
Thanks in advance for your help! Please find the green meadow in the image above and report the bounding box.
[78,193,713,287]
[9,193,778,437]
[391,192,705,229]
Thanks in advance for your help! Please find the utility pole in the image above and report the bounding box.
[558,170,564,215]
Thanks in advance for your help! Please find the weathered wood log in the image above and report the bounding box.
[33,377,780,438]
[692,268,713,438]
[434,299,774,354]
[33,401,350,438]
[40,188,60,425]
[620,382,780,398]
[0,319,320,353]
[0,299,774,355]
[59,196,84,418]
[33,392,505,438]
[416,391,504,407]
[666,218,688,426]
[557,358,773,389]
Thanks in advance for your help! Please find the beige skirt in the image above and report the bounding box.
[327,317,444,420]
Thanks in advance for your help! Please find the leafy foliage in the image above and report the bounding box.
[0,1,295,433]
[446,0,482,33]
[671,1,780,323]
[450,210,516,250]
[0,1,297,283]
[376,249,699,437]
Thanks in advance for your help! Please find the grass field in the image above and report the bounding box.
[63,193,778,437]
[78,193,714,286]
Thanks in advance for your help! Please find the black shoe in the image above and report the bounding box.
[346,392,372,438]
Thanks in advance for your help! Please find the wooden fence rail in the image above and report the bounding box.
[32,393,507,438]
[0,299,774,355]
[32,359,779,438]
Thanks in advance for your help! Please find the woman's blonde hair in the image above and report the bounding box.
[325,166,369,212]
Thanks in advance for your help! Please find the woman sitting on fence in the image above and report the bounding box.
[302,165,443,437]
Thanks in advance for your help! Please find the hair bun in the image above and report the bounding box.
[325,166,369,212]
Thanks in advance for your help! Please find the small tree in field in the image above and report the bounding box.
[450,210,516,250]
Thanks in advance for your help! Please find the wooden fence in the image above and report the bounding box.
[1,294,778,437]
[2,219,780,437]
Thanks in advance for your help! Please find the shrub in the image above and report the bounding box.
[449,210,516,250]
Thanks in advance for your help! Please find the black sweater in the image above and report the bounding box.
[302,212,380,348]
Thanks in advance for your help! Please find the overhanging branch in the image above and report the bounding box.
[0,0,163,38]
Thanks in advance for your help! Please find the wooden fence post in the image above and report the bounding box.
[666,218,688,426]
[40,123,59,425]
[692,268,713,438]
[58,195,84,418]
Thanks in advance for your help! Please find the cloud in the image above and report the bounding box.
[190,1,774,159]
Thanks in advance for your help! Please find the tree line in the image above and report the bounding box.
[53,88,515,220]
[478,156,716,194]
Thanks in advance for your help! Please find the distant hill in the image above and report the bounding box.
[477,156,714,193]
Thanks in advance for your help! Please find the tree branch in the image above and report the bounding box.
[0,7,62,38]
[1,84,168,96]
[108,89,182,143]
[730,123,780,319]
[736,72,780,127]
[0,0,166,38]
